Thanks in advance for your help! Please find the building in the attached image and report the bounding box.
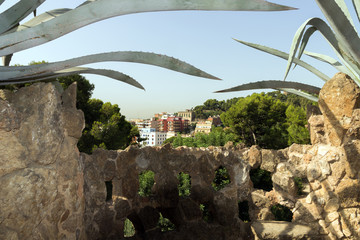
[194,120,212,134]
[158,116,189,133]
[177,110,194,122]
[194,116,222,134]
[139,128,167,146]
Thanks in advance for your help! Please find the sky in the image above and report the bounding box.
[0,0,344,119]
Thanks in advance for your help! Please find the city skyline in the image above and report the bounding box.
[1,1,339,119]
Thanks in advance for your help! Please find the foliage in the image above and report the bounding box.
[286,105,310,145]
[294,177,304,195]
[250,168,273,191]
[138,170,155,197]
[199,203,213,223]
[124,218,135,237]
[221,92,289,149]
[193,98,241,119]
[238,201,251,222]
[212,166,231,191]
[178,172,191,197]
[271,204,293,222]
[169,127,238,148]
[58,74,138,153]
[158,214,176,232]
[218,1,360,100]
[0,0,294,87]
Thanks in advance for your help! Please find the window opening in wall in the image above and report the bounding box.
[105,181,113,202]
[200,203,213,223]
[178,172,191,197]
[124,218,136,237]
[238,200,251,222]
[138,170,155,197]
[250,167,273,191]
[271,204,293,222]
[158,213,176,232]
[294,177,305,195]
[212,166,231,191]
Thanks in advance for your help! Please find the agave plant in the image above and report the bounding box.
[0,0,294,90]
[217,0,360,102]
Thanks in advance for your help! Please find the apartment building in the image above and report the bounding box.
[139,128,167,146]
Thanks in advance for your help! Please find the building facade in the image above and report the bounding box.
[140,128,167,146]
[177,110,194,122]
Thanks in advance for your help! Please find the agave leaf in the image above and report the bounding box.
[0,0,295,56]
[0,0,46,35]
[278,88,319,102]
[1,8,72,35]
[0,51,220,80]
[334,0,358,33]
[215,80,321,95]
[284,17,350,81]
[316,0,360,70]
[1,67,145,90]
[352,0,360,23]
[304,51,357,79]
[234,39,331,81]
[0,0,5,6]
[296,27,317,64]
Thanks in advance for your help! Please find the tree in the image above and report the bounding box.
[221,93,288,149]
[286,105,310,145]
[58,74,138,153]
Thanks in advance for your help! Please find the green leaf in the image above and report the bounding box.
[284,17,352,81]
[0,51,219,81]
[234,39,330,81]
[2,8,72,34]
[316,0,360,71]
[352,0,360,23]
[278,88,318,102]
[215,80,321,95]
[0,0,295,56]
[1,67,145,90]
[304,51,357,79]
[0,0,46,35]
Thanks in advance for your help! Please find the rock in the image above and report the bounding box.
[272,163,297,199]
[318,73,360,146]
[246,145,262,169]
[251,221,319,240]
[261,149,283,173]
[307,105,327,145]
[0,83,85,239]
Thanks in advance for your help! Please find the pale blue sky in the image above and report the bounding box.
[1,1,342,118]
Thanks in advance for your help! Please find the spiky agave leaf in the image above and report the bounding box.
[278,88,319,102]
[304,51,356,78]
[283,17,359,82]
[1,67,145,90]
[234,39,331,81]
[1,8,72,35]
[0,0,295,57]
[215,80,321,95]
[0,0,46,35]
[0,51,219,81]
[352,0,360,23]
[0,0,5,6]
[316,0,360,72]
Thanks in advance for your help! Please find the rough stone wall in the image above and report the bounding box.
[1,73,360,240]
[0,83,86,239]
[82,73,360,240]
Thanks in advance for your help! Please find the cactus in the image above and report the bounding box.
[217,0,360,101]
[0,0,294,89]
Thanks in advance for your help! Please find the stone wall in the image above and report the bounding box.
[1,73,360,239]
[0,82,85,239]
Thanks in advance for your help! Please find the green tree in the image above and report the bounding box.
[286,105,310,145]
[221,93,288,149]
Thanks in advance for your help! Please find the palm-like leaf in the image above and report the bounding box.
[0,51,219,82]
[216,80,320,102]
[0,0,294,57]
[0,0,45,35]
[0,0,295,88]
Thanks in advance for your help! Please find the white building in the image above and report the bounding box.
[140,128,168,146]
